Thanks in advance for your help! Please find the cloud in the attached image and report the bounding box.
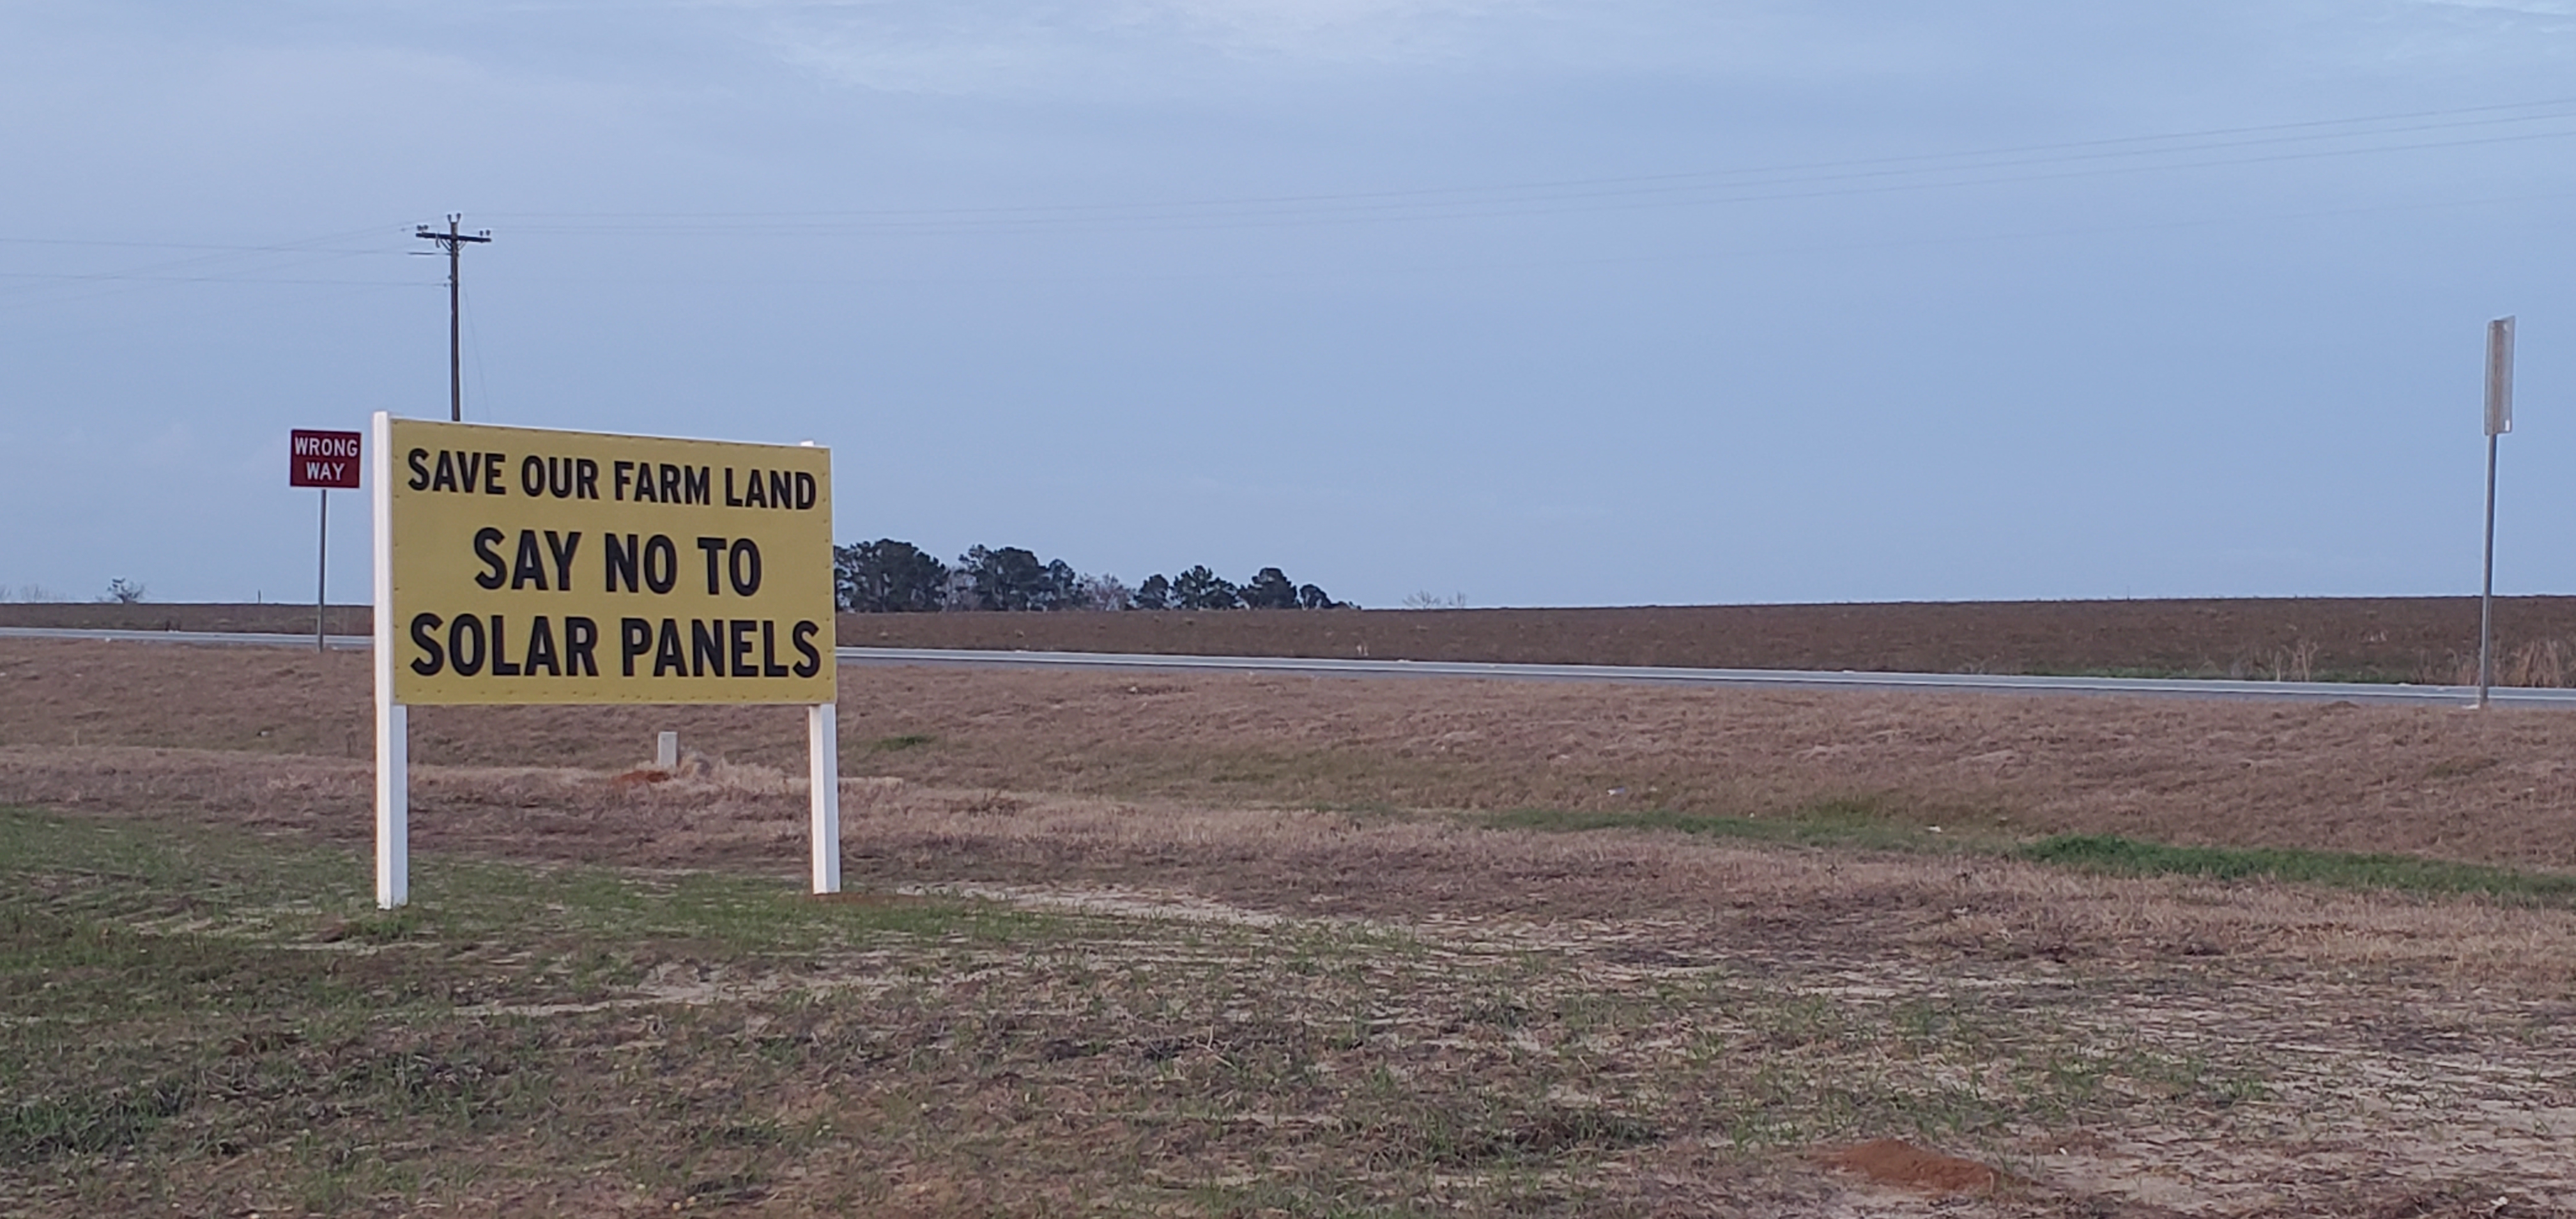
[739,0,1545,95]
[2315,0,2576,71]
[1108,0,1547,62]
[732,1,2576,104]
[733,0,1853,96]
[2411,0,2575,15]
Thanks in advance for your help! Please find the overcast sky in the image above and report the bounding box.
[4,1,2572,608]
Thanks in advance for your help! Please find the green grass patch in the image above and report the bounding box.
[1484,800,2576,905]
[0,804,1084,1209]
[0,806,1033,960]
[2016,834,2576,903]
[869,732,937,752]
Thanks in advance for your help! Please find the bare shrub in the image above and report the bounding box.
[2431,638,2576,687]
[2253,638,2317,682]
[2504,638,2573,688]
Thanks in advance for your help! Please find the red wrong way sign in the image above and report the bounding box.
[290,429,363,489]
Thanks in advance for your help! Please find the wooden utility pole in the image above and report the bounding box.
[415,215,491,422]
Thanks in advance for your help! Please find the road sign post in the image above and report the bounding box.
[317,491,327,648]
[289,430,364,652]
[369,413,837,907]
[2479,316,2515,709]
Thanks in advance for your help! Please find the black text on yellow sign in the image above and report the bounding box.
[385,418,835,706]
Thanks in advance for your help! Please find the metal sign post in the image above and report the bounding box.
[2479,316,2515,709]
[289,429,364,652]
[316,489,328,650]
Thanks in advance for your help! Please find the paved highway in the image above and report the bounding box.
[4,624,2559,708]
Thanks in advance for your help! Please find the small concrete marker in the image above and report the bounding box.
[656,731,679,769]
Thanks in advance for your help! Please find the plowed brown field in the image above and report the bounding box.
[19,595,2576,682]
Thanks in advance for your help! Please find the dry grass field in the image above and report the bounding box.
[23,594,2576,683]
[5,636,2576,1216]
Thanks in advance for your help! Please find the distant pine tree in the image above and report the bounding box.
[1133,573,1172,610]
[833,540,949,613]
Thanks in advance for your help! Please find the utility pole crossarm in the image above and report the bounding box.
[415,217,492,248]
[414,214,493,422]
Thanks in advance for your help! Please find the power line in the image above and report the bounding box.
[476,124,2576,244]
[475,184,2576,291]
[0,236,392,254]
[6,95,2574,319]
[505,94,2576,217]
[0,225,408,316]
[0,225,402,282]
[0,271,419,286]
[497,125,2576,238]
[486,95,2576,235]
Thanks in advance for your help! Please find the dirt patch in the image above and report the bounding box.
[1818,1139,2008,1193]
[605,765,671,790]
[606,751,716,791]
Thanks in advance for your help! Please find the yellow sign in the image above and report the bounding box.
[383,418,834,705]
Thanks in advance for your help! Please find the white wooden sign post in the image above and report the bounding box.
[369,411,839,907]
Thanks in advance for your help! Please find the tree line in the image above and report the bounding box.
[832,540,1347,613]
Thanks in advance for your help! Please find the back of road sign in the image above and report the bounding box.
[380,417,834,705]
[2487,316,2516,438]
